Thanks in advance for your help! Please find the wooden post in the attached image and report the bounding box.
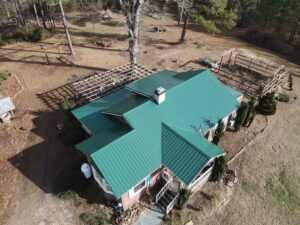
[229,50,233,64]
[40,45,50,64]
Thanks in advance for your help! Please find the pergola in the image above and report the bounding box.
[73,63,153,103]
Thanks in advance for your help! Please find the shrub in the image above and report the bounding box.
[235,102,249,131]
[58,190,82,207]
[243,97,256,126]
[210,156,228,182]
[0,25,51,46]
[276,93,290,103]
[257,92,277,115]
[61,98,77,111]
[61,98,77,120]
[0,72,10,85]
[212,119,225,145]
[80,212,104,225]
[177,189,191,210]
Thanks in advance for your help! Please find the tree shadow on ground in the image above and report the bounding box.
[0,54,107,71]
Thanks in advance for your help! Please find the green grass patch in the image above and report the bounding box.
[79,212,104,225]
[265,169,299,209]
[0,72,10,85]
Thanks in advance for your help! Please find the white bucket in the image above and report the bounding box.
[81,163,92,179]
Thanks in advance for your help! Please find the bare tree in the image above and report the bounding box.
[178,0,192,43]
[13,0,25,26]
[58,0,75,55]
[3,0,11,19]
[179,11,189,43]
[32,1,40,26]
[119,0,144,64]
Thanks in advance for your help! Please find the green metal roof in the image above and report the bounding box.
[126,70,204,97]
[162,123,225,184]
[101,94,149,115]
[73,69,241,198]
[72,88,132,134]
[225,86,243,99]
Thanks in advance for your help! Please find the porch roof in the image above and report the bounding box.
[162,123,225,185]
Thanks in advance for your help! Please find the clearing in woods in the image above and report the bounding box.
[0,12,299,225]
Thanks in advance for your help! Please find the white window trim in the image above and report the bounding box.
[128,176,150,199]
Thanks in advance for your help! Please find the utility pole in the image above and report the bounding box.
[58,0,75,55]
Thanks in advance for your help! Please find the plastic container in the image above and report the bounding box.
[81,163,92,179]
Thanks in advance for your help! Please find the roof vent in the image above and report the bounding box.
[154,87,166,104]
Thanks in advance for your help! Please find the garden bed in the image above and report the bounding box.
[219,114,268,162]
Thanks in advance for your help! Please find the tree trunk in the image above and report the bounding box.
[289,13,300,43]
[179,12,189,43]
[119,0,143,64]
[179,0,185,24]
[33,2,40,26]
[13,0,25,26]
[3,0,11,19]
[58,0,75,56]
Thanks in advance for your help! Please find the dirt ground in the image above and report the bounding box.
[0,12,299,225]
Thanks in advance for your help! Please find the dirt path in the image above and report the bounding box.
[1,12,299,225]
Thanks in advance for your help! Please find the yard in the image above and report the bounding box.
[0,11,299,225]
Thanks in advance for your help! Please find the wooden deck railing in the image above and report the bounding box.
[166,192,180,215]
[155,178,173,204]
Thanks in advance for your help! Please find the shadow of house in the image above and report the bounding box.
[8,109,107,205]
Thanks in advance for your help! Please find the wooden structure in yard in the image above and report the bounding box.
[38,63,152,110]
[213,49,288,98]
[73,63,152,103]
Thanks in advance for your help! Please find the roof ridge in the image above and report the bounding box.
[162,123,211,160]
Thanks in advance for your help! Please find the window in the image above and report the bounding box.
[134,180,146,193]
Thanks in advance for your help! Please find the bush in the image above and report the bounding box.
[58,190,82,207]
[0,25,51,46]
[257,92,277,115]
[61,98,77,119]
[235,102,249,131]
[177,189,191,210]
[80,212,104,225]
[243,97,256,127]
[212,119,225,145]
[0,72,10,85]
[210,156,228,182]
[243,29,294,54]
[18,25,43,42]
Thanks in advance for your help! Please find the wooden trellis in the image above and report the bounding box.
[215,49,288,98]
[73,63,153,103]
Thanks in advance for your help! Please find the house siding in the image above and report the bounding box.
[121,168,162,210]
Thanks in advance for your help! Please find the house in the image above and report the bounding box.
[72,69,243,213]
